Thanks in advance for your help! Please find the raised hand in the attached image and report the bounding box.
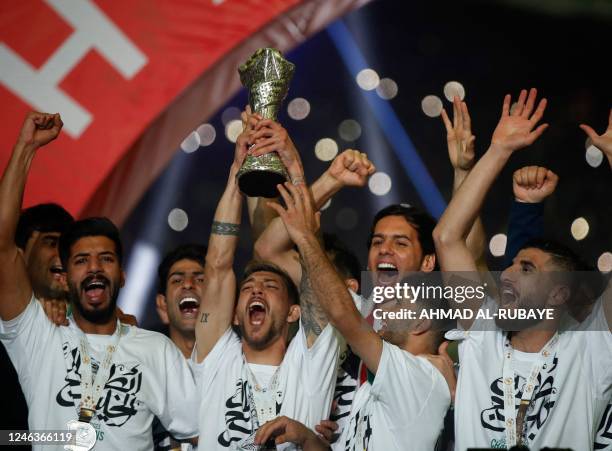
[423,341,457,402]
[268,182,320,246]
[513,166,559,203]
[579,108,612,168]
[18,112,63,151]
[441,97,475,172]
[248,119,304,178]
[491,88,548,154]
[327,149,375,187]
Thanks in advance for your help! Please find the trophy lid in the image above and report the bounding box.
[238,48,295,89]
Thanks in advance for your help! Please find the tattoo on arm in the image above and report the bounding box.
[299,257,328,340]
[200,312,210,323]
[211,221,240,236]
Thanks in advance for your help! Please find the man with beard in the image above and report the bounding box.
[0,112,198,450]
[254,181,453,450]
[153,244,206,450]
[433,88,612,450]
[193,116,341,450]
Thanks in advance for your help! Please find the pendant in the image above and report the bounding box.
[64,420,97,450]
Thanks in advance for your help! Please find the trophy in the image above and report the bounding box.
[236,48,295,198]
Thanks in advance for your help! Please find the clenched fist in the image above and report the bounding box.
[18,112,63,151]
[513,166,559,203]
[327,149,375,188]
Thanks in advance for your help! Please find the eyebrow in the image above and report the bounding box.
[169,270,204,278]
[372,233,411,240]
[519,259,536,269]
[72,251,117,259]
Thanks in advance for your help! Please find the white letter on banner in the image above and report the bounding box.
[0,0,147,138]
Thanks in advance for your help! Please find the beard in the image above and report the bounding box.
[68,276,119,324]
[238,316,283,351]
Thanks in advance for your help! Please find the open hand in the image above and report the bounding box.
[441,97,475,171]
[491,88,548,154]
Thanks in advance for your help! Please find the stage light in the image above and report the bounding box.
[197,123,216,147]
[376,78,398,100]
[585,138,604,168]
[421,95,443,117]
[356,68,379,91]
[315,138,338,161]
[117,242,160,319]
[287,97,310,120]
[225,119,242,143]
[336,207,358,230]
[368,171,392,196]
[598,252,612,273]
[168,208,189,231]
[221,106,241,125]
[443,81,465,101]
[489,233,507,257]
[180,131,200,153]
[570,217,589,241]
[321,199,332,211]
[338,119,362,141]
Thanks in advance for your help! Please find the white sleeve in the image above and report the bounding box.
[151,336,199,439]
[190,327,240,392]
[0,296,56,376]
[445,295,499,350]
[370,341,451,429]
[576,298,612,395]
[289,321,340,397]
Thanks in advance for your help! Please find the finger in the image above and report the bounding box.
[276,183,294,208]
[501,94,511,117]
[267,200,287,218]
[452,96,461,129]
[578,124,598,140]
[522,88,537,118]
[246,105,252,115]
[298,183,313,212]
[54,113,63,129]
[527,166,538,186]
[255,119,279,131]
[250,140,281,156]
[461,101,472,132]
[249,128,275,144]
[546,169,559,186]
[513,89,528,116]
[341,150,356,168]
[284,182,304,212]
[529,98,547,126]
[315,211,321,230]
[535,166,546,188]
[513,169,521,186]
[440,108,452,132]
[526,123,549,144]
[314,425,334,442]
[517,167,526,187]
[318,420,339,431]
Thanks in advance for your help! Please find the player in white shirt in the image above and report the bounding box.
[253,181,454,450]
[433,88,612,450]
[192,114,341,450]
[0,112,199,450]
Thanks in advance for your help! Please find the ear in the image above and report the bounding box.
[120,270,126,288]
[548,284,571,307]
[345,278,359,294]
[287,304,301,323]
[233,311,239,326]
[420,253,436,273]
[410,317,432,336]
[156,294,170,325]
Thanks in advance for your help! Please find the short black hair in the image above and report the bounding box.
[323,233,361,281]
[59,217,123,269]
[241,261,299,305]
[519,238,581,272]
[16,203,74,250]
[368,204,437,256]
[157,244,207,295]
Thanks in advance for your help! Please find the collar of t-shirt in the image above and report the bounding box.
[247,363,279,389]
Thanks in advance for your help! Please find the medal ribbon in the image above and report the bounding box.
[502,333,558,447]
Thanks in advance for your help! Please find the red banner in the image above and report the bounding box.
[0,0,369,224]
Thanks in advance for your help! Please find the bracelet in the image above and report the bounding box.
[211,221,240,236]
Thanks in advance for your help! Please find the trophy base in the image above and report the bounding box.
[238,170,287,198]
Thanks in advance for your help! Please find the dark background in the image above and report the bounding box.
[120,0,612,329]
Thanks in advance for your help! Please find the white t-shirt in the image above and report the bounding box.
[446,297,612,451]
[192,323,340,450]
[0,297,199,451]
[335,340,451,451]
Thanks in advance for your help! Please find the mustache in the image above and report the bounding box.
[80,274,110,290]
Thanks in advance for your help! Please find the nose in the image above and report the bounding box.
[86,258,101,273]
[500,265,516,284]
[182,275,194,290]
[379,239,393,255]
[251,281,264,295]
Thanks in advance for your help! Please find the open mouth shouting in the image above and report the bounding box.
[50,264,64,282]
[500,282,518,308]
[178,296,200,318]
[376,261,399,285]
[247,298,267,327]
[81,275,110,305]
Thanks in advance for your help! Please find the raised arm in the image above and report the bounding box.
[254,149,374,285]
[433,88,548,327]
[580,108,612,170]
[0,112,63,320]
[504,165,558,267]
[441,97,487,269]
[194,126,248,362]
[269,182,383,372]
